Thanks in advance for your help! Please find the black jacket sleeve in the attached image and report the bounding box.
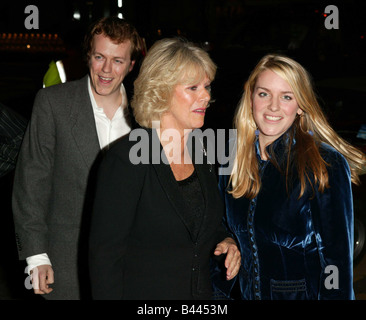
[89,139,146,299]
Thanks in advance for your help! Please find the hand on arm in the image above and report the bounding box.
[214,237,241,280]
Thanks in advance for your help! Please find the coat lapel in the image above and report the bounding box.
[148,129,196,241]
[70,76,100,168]
[194,163,210,239]
[149,128,213,242]
[187,136,221,242]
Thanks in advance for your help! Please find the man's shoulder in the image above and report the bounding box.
[39,76,88,97]
[32,76,90,116]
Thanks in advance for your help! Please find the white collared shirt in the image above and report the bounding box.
[26,77,132,272]
[88,76,132,149]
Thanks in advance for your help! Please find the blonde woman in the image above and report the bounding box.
[89,38,240,300]
[212,54,366,300]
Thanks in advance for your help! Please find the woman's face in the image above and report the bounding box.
[162,74,212,134]
[252,69,302,148]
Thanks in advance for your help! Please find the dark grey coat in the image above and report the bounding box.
[12,76,100,299]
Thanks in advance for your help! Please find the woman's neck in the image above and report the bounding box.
[157,127,192,164]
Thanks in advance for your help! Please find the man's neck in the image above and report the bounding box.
[93,91,122,120]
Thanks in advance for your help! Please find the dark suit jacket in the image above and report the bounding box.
[89,128,228,300]
[12,76,101,299]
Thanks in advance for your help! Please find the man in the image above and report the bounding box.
[12,17,143,300]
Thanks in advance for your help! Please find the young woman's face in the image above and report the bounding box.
[252,69,302,148]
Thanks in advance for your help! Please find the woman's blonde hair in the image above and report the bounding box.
[131,38,217,128]
[230,54,366,199]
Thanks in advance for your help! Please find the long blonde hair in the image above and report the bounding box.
[230,54,366,199]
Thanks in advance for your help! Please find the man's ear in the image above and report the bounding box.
[129,60,136,73]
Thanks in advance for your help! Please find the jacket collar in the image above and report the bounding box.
[255,126,296,164]
[145,128,211,242]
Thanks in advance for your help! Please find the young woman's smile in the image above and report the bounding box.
[252,69,302,152]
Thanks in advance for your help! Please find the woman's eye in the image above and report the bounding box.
[189,86,198,91]
[258,92,268,97]
[283,95,292,100]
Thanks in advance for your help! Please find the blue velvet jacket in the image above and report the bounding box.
[212,133,354,300]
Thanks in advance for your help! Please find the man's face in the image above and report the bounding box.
[89,33,135,101]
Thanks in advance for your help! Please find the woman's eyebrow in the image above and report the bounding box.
[255,86,294,94]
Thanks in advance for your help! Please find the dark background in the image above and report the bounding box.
[1,0,366,300]
[1,0,366,130]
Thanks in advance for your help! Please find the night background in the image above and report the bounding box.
[1,0,366,300]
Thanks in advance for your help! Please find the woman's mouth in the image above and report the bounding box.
[193,108,206,114]
[265,115,282,121]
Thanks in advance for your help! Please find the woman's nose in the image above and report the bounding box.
[268,97,280,111]
[201,88,210,101]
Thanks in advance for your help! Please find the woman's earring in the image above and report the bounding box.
[255,129,260,136]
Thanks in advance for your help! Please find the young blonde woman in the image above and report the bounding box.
[212,54,366,300]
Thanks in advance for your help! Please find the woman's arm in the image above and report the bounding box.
[311,147,354,300]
